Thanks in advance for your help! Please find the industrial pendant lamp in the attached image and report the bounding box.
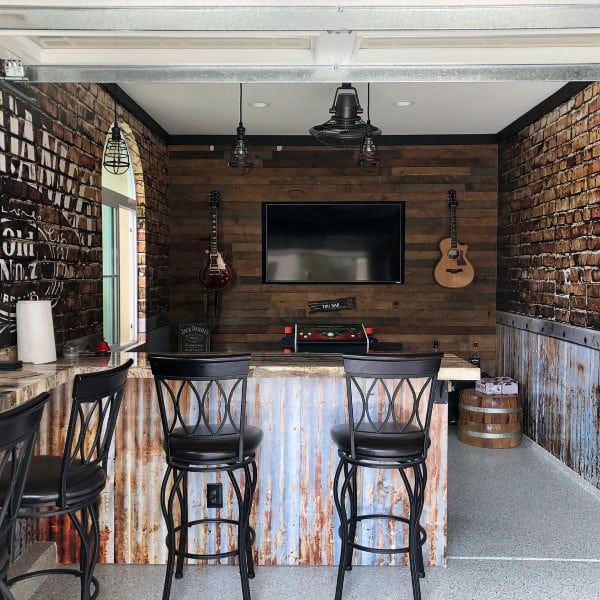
[309,82,381,147]
[103,98,130,175]
[228,83,253,175]
[356,83,382,172]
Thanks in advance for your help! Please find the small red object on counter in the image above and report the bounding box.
[95,340,111,356]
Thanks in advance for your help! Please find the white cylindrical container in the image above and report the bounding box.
[16,300,57,364]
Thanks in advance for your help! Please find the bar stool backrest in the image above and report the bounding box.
[148,353,251,464]
[342,353,443,459]
[58,358,133,506]
[0,393,50,574]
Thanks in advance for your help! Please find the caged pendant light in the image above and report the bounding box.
[103,97,131,175]
[228,83,254,175]
[356,83,382,172]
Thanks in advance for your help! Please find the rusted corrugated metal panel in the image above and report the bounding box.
[33,372,448,567]
[497,321,600,491]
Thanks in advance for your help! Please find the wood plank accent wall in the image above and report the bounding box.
[167,143,498,373]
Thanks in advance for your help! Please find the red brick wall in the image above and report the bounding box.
[0,83,169,348]
[498,83,600,329]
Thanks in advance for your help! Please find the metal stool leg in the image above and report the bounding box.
[175,471,188,579]
[244,461,258,579]
[229,468,251,600]
[334,457,355,600]
[161,466,183,600]
[400,467,422,600]
[69,502,100,600]
[0,579,15,600]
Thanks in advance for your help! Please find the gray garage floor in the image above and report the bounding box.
[19,427,600,600]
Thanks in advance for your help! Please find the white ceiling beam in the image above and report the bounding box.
[2,5,600,33]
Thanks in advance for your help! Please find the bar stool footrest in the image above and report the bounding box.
[7,567,99,600]
[340,513,426,555]
[170,517,256,561]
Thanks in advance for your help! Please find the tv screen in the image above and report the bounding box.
[262,202,405,284]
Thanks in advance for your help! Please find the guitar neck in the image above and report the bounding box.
[210,206,218,255]
[450,202,457,249]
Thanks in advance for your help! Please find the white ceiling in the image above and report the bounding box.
[1,2,600,137]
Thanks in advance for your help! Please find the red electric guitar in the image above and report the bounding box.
[434,189,475,288]
[199,191,233,290]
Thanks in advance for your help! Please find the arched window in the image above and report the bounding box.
[102,130,137,349]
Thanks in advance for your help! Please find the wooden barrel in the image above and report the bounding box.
[457,388,522,448]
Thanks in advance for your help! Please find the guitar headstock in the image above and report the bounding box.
[209,190,221,207]
[447,189,458,208]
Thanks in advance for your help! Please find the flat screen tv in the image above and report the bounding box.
[262,202,405,284]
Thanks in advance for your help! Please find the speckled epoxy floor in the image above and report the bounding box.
[23,427,600,600]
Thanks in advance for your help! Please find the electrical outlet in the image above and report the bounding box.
[207,483,223,508]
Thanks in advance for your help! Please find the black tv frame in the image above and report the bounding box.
[261,201,406,285]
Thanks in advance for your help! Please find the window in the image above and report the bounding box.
[102,153,137,349]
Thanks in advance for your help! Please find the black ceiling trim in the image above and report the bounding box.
[167,133,497,147]
[100,83,169,141]
[497,81,592,141]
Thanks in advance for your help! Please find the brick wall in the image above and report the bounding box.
[0,82,169,349]
[498,83,600,329]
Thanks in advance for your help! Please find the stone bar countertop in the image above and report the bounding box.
[0,351,479,410]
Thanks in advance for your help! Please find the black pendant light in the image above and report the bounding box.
[228,83,253,175]
[309,82,381,147]
[356,83,382,172]
[103,97,130,175]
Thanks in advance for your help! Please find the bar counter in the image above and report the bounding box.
[0,352,478,568]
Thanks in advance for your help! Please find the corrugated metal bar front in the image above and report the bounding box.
[34,372,448,567]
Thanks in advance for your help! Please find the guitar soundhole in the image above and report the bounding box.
[448,249,459,260]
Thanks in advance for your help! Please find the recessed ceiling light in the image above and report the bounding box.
[392,100,414,107]
[249,101,270,108]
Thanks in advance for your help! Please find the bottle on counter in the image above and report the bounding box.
[470,342,480,367]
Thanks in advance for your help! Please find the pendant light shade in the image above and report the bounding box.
[103,98,130,175]
[310,83,381,147]
[356,83,382,172]
[228,83,253,175]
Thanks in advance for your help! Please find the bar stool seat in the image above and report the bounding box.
[15,456,106,506]
[330,424,427,459]
[168,425,263,463]
[331,352,442,600]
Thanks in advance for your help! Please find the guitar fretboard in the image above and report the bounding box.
[210,207,218,255]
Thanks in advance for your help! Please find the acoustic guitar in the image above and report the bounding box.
[434,189,474,288]
[199,191,233,290]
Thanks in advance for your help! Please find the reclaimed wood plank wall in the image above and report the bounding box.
[168,143,498,373]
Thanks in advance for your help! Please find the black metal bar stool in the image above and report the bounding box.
[0,392,50,600]
[331,352,442,600]
[148,353,262,600]
[5,358,133,600]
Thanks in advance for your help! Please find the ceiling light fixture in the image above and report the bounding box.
[356,83,382,173]
[228,83,253,175]
[393,100,414,107]
[102,97,131,175]
[309,82,381,148]
[249,101,269,108]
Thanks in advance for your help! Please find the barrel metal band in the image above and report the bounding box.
[458,427,521,439]
[459,403,521,414]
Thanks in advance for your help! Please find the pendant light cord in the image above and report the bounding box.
[367,82,371,124]
[239,83,243,125]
